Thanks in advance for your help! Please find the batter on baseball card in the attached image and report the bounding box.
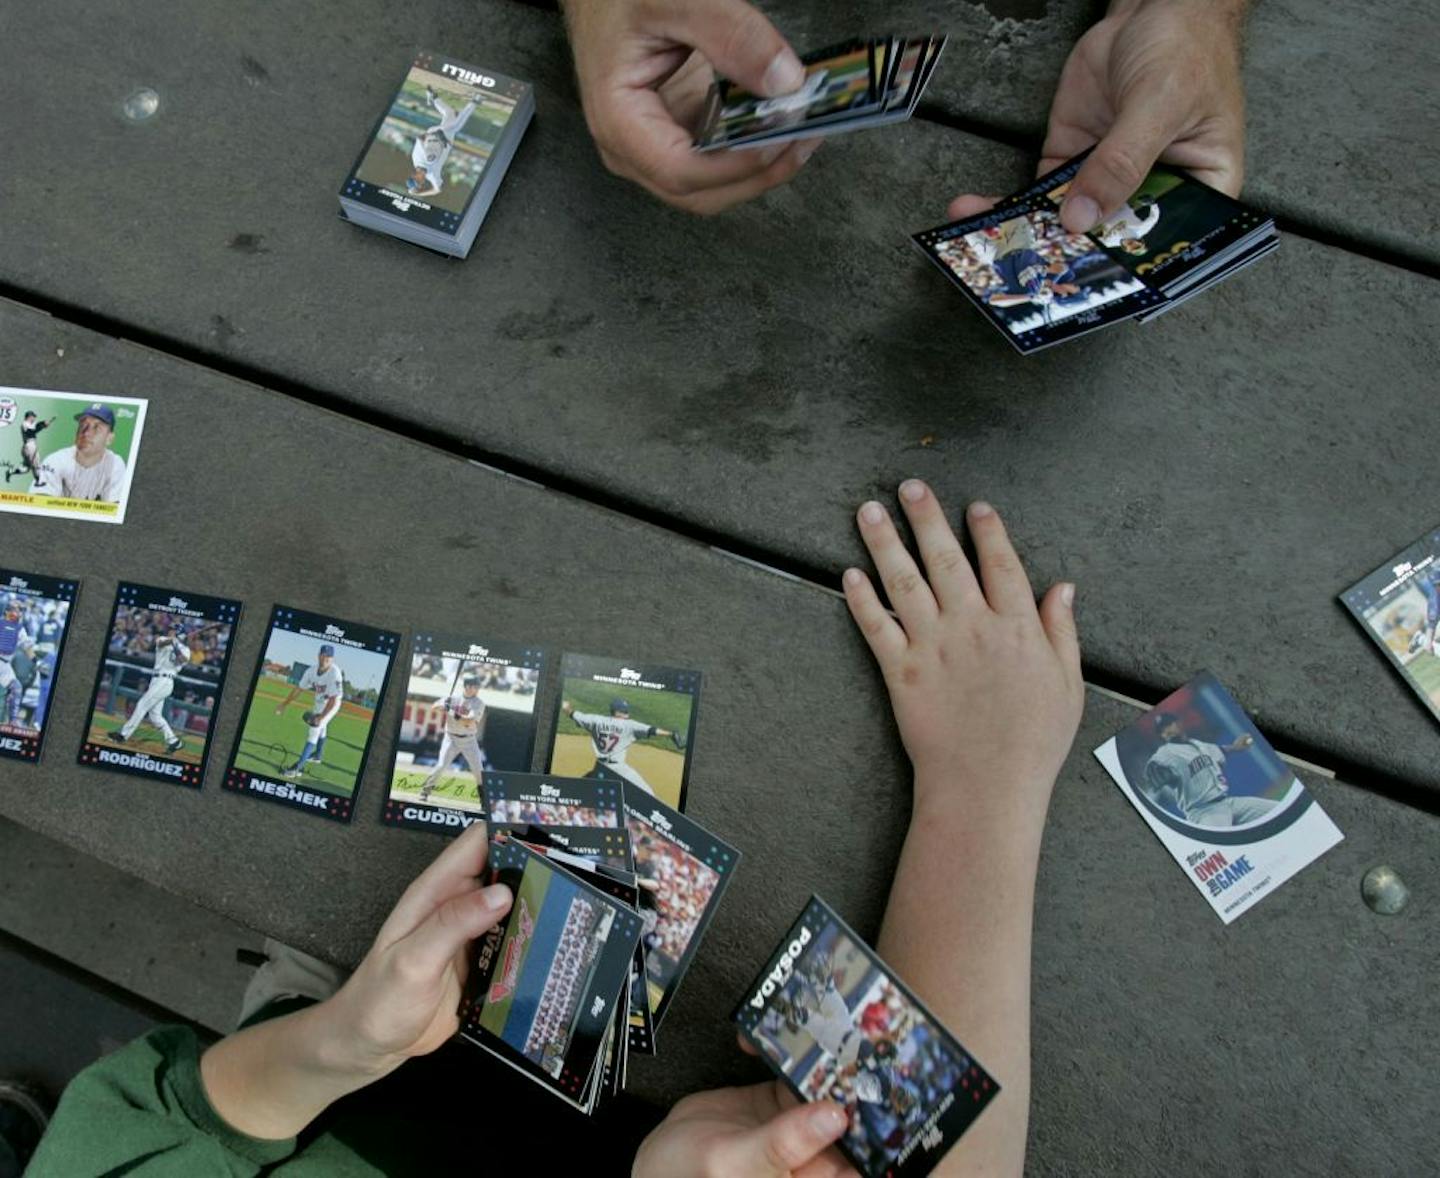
[1340,524,1440,726]
[548,653,701,812]
[224,605,399,823]
[1094,671,1343,924]
[458,834,642,1114]
[0,568,79,764]
[0,387,146,525]
[736,896,998,1178]
[381,631,545,834]
[483,771,633,870]
[625,784,740,1030]
[77,582,242,788]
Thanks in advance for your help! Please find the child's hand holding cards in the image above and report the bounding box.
[694,35,946,151]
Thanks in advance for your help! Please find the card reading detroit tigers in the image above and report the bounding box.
[224,605,400,823]
[548,653,701,813]
[78,581,242,788]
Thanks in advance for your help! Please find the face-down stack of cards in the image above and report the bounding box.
[913,150,1278,353]
[340,51,534,258]
[694,35,946,152]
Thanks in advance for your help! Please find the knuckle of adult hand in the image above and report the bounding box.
[1095,144,1146,195]
[933,547,969,576]
[888,570,923,598]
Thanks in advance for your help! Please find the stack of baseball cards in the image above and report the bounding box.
[340,51,534,258]
[913,152,1278,353]
[694,35,946,152]
[0,568,78,764]
[1094,671,1342,924]
[79,582,241,788]
[1340,524,1440,725]
[737,896,999,1177]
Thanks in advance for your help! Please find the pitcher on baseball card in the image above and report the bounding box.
[78,582,241,788]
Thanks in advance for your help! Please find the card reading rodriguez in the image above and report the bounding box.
[224,605,400,822]
[1094,671,1343,923]
[0,568,79,764]
[736,895,999,1178]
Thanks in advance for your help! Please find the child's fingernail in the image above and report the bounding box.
[899,479,925,502]
[1061,582,1075,607]
[843,568,864,588]
[860,502,885,525]
[480,884,512,909]
[763,49,805,96]
[810,1103,848,1136]
[969,500,994,519]
[1061,193,1100,233]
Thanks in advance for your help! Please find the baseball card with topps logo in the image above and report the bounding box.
[78,582,242,788]
[625,783,740,1034]
[548,653,702,812]
[0,568,79,764]
[735,895,998,1178]
[0,388,146,525]
[484,771,633,871]
[457,833,642,1114]
[380,632,545,834]
[1094,671,1343,924]
[1340,524,1440,727]
[223,606,399,823]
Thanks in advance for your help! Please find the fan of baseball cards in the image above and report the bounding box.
[340,51,534,258]
[737,896,999,1177]
[694,35,946,152]
[913,151,1278,353]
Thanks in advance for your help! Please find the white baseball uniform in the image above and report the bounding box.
[412,94,476,190]
[119,637,190,743]
[0,620,35,701]
[1143,738,1278,827]
[29,446,127,502]
[571,711,658,793]
[422,691,488,790]
[800,976,862,1069]
[299,662,344,741]
[1095,202,1161,249]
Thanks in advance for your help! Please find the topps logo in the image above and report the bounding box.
[441,62,496,88]
[748,925,812,1009]
[540,784,560,798]
[167,596,188,610]
[1393,562,1414,579]
[468,644,490,658]
[6,577,27,590]
[648,810,672,833]
[324,624,344,639]
[619,668,642,682]
[590,996,606,1018]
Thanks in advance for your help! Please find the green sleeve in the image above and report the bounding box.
[27,1025,298,1176]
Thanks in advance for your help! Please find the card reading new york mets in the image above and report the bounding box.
[224,606,400,822]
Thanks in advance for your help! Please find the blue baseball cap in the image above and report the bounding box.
[610,697,630,713]
[74,403,115,428]
[318,643,336,657]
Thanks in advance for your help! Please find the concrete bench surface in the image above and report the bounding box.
[0,299,1434,1172]
[758,0,1440,269]
[2,0,1437,796]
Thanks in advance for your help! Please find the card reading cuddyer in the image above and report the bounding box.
[382,631,545,834]
[1094,671,1342,923]
[549,653,701,812]
[224,606,399,822]
[0,568,78,764]
[78,582,241,788]
[736,896,998,1178]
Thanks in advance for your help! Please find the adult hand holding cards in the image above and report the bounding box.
[694,36,946,152]
[914,152,1278,352]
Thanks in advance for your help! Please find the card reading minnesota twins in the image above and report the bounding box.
[548,653,701,812]
[736,896,998,1177]
[224,606,399,822]
[1094,671,1342,923]
[0,567,78,764]
[382,631,544,834]
[78,582,241,788]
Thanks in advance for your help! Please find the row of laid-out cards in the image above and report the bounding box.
[0,573,702,824]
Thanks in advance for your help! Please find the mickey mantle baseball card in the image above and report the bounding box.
[224,605,400,823]
[78,582,242,788]
[381,631,545,834]
[548,653,702,812]
[1340,524,1440,726]
[1094,671,1343,924]
[0,388,146,525]
[0,567,79,764]
[458,833,642,1114]
[735,895,998,1178]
